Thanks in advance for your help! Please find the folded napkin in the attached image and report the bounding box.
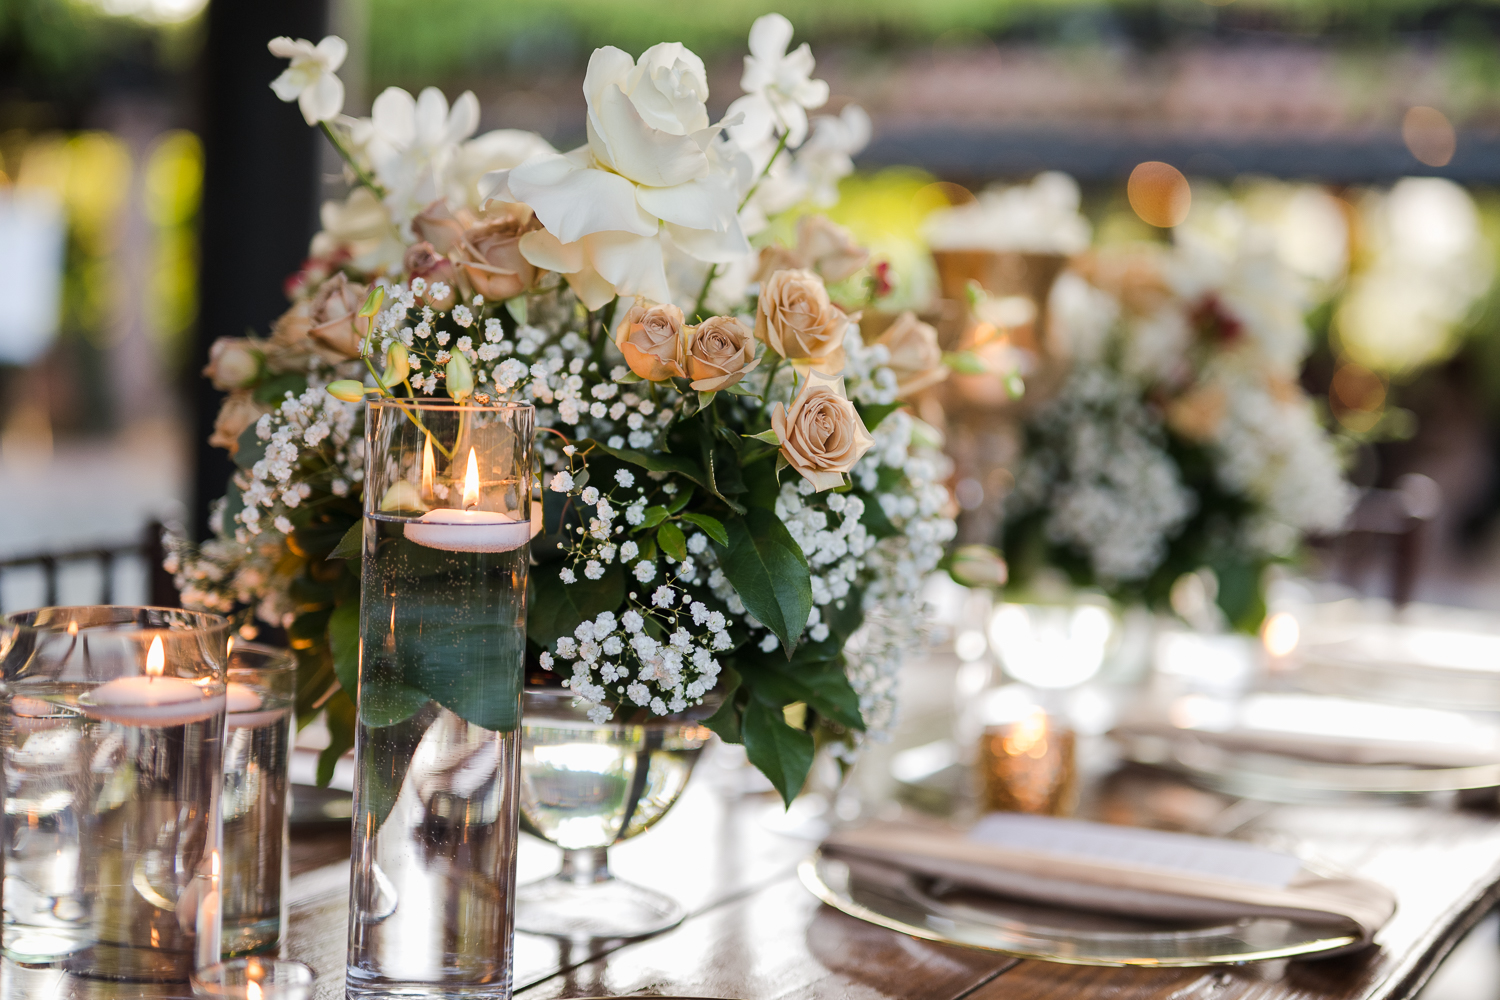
[1114,693,1500,768]
[822,814,1396,942]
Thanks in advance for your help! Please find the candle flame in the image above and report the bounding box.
[247,981,262,1000]
[210,850,220,877]
[463,448,480,510]
[146,636,165,679]
[421,435,435,499]
[67,621,78,636]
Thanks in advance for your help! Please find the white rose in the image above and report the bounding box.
[585,42,714,188]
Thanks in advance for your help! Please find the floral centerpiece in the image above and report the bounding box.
[1000,227,1352,630]
[171,15,956,803]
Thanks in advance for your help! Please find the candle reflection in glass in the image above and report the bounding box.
[1,606,230,981]
[977,689,1078,817]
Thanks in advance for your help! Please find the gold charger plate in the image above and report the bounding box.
[799,852,1363,967]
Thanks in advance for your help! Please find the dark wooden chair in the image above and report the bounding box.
[0,520,179,612]
[1333,473,1442,607]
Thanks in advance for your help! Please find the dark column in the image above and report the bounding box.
[190,0,329,540]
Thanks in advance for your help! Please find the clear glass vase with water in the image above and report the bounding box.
[346,397,533,998]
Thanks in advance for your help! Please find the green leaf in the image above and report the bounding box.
[317,692,357,788]
[715,508,811,657]
[742,697,814,807]
[640,505,670,529]
[505,295,528,326]
[253,372,308,405]
[328,599,361,696]
[680,512,728,546]
[233,423,267,470]
[399,619,525,731]
[589,439,709,490]
[856,401,903,431]
[772,659,865,731]
[666,487,695,514]
[527,560,626,649]
[702,666,743,743]
[745,428,780,445]
[725,380,760,396]
[942,349,988,375]
[615,370,644,383]
[658,521,687,562]
[697,390,717,410]
[330,521,363,561]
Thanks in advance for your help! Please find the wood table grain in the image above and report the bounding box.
[6,764,1500,999]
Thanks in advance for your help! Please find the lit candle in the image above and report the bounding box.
[404,447,530,552]
[225,682,287,729]
[80,635,221,726]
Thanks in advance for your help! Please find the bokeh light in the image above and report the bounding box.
[1127,161,1191,228]
[1402,106,1456,168]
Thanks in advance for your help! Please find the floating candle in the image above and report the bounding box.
[403,447,530,552]
[225,681,287,729]
[80,635,221,726]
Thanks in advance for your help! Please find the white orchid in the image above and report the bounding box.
[736,13,829,147]
[493,42,749,308]
[268,35,347,125]
[349,86,481,230]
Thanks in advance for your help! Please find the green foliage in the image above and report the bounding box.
[855,401,904,431]
[527,560,626,649]
[657,521,687,561]
[741,698,814,808]
[714,508,812,657]
[680,512,728,545]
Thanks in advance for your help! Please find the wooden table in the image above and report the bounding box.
[8,760,1500,999]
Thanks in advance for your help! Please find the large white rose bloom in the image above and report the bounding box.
[490,43,750,308]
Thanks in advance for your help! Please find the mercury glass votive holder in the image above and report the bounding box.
[220,642,297,956]
[976,686,1078,817]
[191,957,314,999]
[347,397,533,998]
[1,606,231,981]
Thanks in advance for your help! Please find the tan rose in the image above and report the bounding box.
[753,216,869,285]
[265,301,317,370]
[795,215,869,283]
[411,199,473,255]
[203,338,263,390]
[453,205,541,302]
[686,316,760,392]
[403,242,458,310]
[208,392,271,455]
[1166,383,1227,442]
[876,311,949,397]
[307,272,369,361]
[614,300,687,381]
[770,370,874,493]
[754,268,854,374]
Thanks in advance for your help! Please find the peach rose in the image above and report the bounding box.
[754,268,853,374]
[1166,383,1227,443]
[614,300,687,381]
[770,370,874,492]
[795,215,868,284]
[307,272,369,361]
[453,205,540,302]
[208,391,271,455]
[403,242,458,310]
[876,311,949,397]
[203,338,263,390]
[686,316,759,392]
[411,200,473,254]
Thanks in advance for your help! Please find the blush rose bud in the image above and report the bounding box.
[326,380,368,403]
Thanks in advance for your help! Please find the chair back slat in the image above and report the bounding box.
[0,521,179,613]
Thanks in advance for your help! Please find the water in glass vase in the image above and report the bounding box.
[3,684,225,981]
[346,513,526,999]
[219,688,294,955]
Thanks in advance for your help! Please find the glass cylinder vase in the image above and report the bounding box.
[1,606,231,982]
[346,397,533,999]
[219,641,296,956]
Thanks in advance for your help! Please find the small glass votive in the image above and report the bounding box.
[191,957,314,999]
[1,606,230,981]
[976,685,1078,816]
[220,641,297,956]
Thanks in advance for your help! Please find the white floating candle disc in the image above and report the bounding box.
[403,509,531,552]
[80,676,221,727]
[226,681,286,729]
